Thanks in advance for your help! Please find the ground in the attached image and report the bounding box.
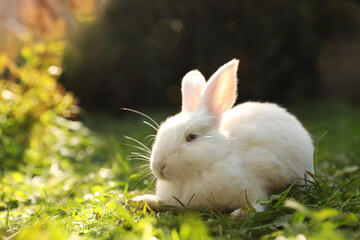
[0,100,359,240]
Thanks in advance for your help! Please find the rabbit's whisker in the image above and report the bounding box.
[124,135,151,152]
[130,152,150,160]
[128,157,148,162]
[128,153,150,162]
[122,143,151,155]
[143,134,156,142]
[121,108,159,128]
[133,169,155,188]
[143,121,158,132]
[135,164,150,170]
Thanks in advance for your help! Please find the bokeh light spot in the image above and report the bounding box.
[152,19,183,50]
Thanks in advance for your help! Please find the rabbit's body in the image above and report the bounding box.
[134,60,314,214]
[223,102,314,190]
[155,102,313,211]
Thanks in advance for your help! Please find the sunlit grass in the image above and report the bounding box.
[0,100,360,239]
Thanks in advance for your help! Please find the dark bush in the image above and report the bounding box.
[61,0,360,111]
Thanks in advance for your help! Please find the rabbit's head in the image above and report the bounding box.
[150,60,239,182]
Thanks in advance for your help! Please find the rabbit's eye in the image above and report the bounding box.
[186,133,198,142]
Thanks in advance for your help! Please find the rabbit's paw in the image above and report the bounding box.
[132,194,161,211]
[253,203,265,212]
[229,203,265,218]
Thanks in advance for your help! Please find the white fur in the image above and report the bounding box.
[182,70,206,112]
[144,59,314,212]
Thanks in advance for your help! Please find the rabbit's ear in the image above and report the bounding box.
[181,70,206,112]
[198,59,239,123]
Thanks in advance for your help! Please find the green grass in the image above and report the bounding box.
[1,100,360,240]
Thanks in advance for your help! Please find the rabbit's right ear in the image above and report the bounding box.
[181,70,206,112]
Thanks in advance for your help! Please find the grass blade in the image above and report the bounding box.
[273,180,297,209]
[6,204,10,229]
[313,131,328,178]
[172,196,186,208]
[336,172,360,194]
[185,193,196,208]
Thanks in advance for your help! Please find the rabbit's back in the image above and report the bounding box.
[222,102,314,189]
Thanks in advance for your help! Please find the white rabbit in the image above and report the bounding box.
[133,59,314,215]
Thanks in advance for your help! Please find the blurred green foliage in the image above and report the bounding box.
[1,100,360,239]
[0,37,94,171]
[62,0,360,111]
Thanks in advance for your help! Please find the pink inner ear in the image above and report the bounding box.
[198,59,239,121]
[182,70,206,112]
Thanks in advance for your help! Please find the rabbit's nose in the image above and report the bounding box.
[158,161,170,179]
[152,160,168,180]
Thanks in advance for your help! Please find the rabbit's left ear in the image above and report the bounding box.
[181,70,206,112]
[198,59,239,123]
